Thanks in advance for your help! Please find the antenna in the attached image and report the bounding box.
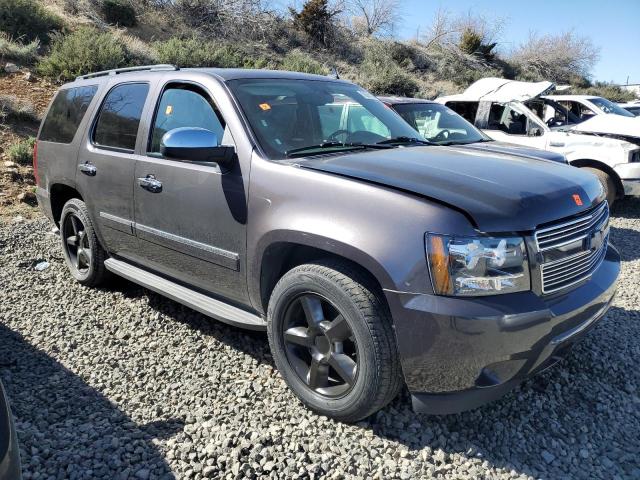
[328,67,340,80]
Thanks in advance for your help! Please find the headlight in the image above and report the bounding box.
[631,150,640,163]
[426,234,530,296]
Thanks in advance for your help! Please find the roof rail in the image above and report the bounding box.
[76,64,179,81]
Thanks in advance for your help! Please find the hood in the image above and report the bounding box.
[299,147,603,232]
[570,114,640,141]
[462,77,555,102]
[457,141,567,163]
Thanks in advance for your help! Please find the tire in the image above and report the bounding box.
[267,259,403,422]
[584,167,616,207]
[59,198,108,287]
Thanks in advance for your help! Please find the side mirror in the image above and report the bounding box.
[160,127,235,166]
[528,126,543,137]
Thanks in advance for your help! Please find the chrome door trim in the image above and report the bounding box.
[135,222,240,271]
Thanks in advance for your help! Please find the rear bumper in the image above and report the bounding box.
[385,244,620,415]
[0,381,21,480]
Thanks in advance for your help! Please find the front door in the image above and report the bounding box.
[480,102,548,149]
[131,82,248,304]
[76,81,151,257]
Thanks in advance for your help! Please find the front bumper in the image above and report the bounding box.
[0,380,21,480]
[614,162,640,196]
[622,179,640,196]
[385,244,620,415]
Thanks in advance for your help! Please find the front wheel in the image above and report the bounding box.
[267,260,403,422]
[583,167,616,207]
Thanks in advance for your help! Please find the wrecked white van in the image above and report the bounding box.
[437,78,640,205]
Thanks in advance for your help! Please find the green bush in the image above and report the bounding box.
[0,32,39,64]
[280,50,326,75]
[558,81,634,103]
[155,37,268,69]
[0,0,64,44]
[7,136,36,166]
[102,0,137,27]
[37,27,127,81]
[357,44,419,96]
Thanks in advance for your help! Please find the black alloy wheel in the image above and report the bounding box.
[282,293,358,398]
[62,212,92,274]
[59,198,108,286]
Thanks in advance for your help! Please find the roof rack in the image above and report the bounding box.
[76,64,179,81]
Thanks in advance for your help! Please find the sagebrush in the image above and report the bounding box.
[0,0,64,44]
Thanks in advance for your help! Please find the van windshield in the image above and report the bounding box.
[392,102,490,145]
[227,78,425,159]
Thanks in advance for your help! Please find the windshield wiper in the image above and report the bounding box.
[285,141,393,158]
[376,136,432,146]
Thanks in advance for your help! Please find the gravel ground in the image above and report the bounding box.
[1,199,639,480]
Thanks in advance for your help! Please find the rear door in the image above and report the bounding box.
[76,82,152,257]
[130,80,248,304]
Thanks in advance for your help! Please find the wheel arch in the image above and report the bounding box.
[569,159,625,199]
[254,232,393,315]
[49,183,84,226]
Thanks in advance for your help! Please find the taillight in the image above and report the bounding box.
[33,140,39,186]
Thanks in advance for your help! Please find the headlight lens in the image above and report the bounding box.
[630,150,640,163]
[426,234,530,296]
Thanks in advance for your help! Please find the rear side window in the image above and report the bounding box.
[39,85,98,143]
[93,83,149,151]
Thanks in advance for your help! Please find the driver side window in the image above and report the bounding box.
[148,84,229,155]
[488,103,527,135]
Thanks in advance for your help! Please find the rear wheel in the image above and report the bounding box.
[584,167,616,207]
[60,198,108,287]
[267,259,402,422]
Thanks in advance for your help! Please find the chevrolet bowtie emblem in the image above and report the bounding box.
[573,194,583,206]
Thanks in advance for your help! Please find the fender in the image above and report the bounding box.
[248,229,397,313]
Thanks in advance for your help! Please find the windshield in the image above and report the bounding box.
[226,78,424,159]
[590,97,635,117]
[392,102,490,144]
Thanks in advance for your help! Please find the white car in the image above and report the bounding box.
[619,101,640,117]
[545,94,638,122]
[437,78,640,205]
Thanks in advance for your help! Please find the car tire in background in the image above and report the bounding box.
[584,167,616,207]
[267,260,403,423]
[59,198,109,287]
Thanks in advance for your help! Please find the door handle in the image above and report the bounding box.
[137,175,162,193]
[78,162,97,176]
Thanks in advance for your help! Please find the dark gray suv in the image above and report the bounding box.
[34,65,620,422]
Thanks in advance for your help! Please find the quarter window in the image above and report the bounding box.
[149,85,226,155]
[39,85,98,144]
[93,83,149,151]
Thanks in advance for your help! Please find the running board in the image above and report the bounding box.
[104,258,266,331]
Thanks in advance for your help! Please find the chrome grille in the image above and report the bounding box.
[536,202,609,294]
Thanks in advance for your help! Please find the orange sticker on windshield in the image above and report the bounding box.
[259,103,271,111]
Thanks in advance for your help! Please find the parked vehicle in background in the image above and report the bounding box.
[35,66,619,421]
[437,78,640,205]
[379,96,567,163]
[619,101,640,117]
[0,379,21,480]
[545,94,638,122]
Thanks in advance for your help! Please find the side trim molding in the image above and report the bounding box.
[99,212,240,271]
[99,211,134,234]
[136,223,240,271]
[104,258,265,331]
